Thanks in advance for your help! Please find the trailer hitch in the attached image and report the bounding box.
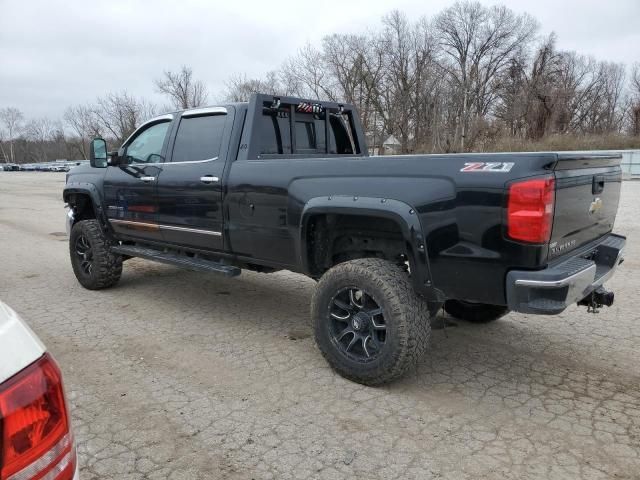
[577,287,614,313]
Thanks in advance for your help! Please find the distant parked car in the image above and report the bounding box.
[0,300,79,479]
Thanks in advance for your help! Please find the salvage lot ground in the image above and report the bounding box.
[0,172,639,480]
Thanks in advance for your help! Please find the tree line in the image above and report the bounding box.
[0,67,206,164]
[2,1,640,164]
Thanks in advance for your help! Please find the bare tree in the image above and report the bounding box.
[2,5,639,162]
[92,92,156,144]
[0,129,8,163]
[0,107,24,162]
[523,34,564,139]
[321,32,385,145]
[64,104,103,159]
[24,117,61,162]
[434,1,538,150]
[222,72,286,102]
[155,66,208,109]
[281,43,337,100]
[629,63,640,136]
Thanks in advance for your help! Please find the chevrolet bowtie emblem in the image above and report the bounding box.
[589,197,603,215]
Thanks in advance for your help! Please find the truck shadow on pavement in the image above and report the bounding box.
[109,260,635,391]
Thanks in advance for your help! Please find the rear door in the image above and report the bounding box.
[103,117,173,243]
[549,154,622,259]
[156,107,231,251]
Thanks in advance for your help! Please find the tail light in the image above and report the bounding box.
[0,353,76,480]
[507,177,555,244]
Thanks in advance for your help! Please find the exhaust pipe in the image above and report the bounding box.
[578,287,614,313]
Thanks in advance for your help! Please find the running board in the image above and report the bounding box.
[111,245,241,277]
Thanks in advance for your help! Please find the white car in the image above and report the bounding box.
[0,301,79,480]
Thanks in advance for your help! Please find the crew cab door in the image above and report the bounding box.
[156,107,231,251]
[103,117,173,243]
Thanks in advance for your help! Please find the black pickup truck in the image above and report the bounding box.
[64,94,625,384]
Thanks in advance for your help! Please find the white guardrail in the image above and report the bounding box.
[556,150,640,179]
[562,150,640,180]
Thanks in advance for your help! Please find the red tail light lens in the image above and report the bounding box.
[507,177,555,244]
[0,353,76,480]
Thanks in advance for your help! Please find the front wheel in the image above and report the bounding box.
[70,219,123,290]
[312,259,431,385]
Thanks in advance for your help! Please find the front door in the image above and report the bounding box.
[156,108,230,251]
[103,118,173,243]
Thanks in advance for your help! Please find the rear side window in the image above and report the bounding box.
[172,115,226,162]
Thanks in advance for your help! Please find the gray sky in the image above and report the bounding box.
[1,0,638,120]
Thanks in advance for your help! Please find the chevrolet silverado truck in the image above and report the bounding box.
[63,94,625,385]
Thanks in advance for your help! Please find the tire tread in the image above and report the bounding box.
[70,219,122,290]
[312,258,430,385]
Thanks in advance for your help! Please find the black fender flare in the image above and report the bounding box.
[299,195,442,301]
[63,182,111,234]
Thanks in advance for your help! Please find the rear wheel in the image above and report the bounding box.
[444,300,508,323]
[70,219,122,290]
[312,259,431,385]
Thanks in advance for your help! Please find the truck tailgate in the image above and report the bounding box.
[549,154,622,260]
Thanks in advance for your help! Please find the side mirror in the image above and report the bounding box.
[89,138,108,168]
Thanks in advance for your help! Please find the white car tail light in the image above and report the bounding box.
[0,353,76,480]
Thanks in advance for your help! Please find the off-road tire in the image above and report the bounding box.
[444,300,509,323]
[70,219,122,290]
[312,258,431,385]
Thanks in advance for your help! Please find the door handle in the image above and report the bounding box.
[140,176,156,182]
[200,176,219,184]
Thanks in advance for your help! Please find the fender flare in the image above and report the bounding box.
[299,195,441,301]
[63,182,110,234]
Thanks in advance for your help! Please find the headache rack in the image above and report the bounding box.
[238,93,367,160]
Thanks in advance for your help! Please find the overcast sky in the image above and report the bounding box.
[1,0,638,120]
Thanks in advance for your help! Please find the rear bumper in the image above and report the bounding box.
[506,233,625,314]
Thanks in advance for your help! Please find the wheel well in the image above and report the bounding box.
[67,193,96,222]
[305,214,408,276]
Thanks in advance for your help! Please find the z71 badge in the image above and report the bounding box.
[461,162,514,172]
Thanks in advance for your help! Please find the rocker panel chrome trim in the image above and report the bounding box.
[110,219,221,237]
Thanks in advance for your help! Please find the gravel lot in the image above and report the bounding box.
[0,172,639,480]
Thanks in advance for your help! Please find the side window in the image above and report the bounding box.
[172,114,226,162]
[125,121,171,164]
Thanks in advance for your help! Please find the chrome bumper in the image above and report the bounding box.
[65,206,74,236]
[506,233,625,314]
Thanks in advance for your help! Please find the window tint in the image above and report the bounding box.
[172,114,226,162]
[125,121,171,164]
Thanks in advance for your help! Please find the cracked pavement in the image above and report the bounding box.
[0,172,639,479]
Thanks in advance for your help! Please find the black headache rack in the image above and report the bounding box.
[238,93,368,160]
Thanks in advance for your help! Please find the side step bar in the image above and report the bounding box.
[111,245,241,277]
